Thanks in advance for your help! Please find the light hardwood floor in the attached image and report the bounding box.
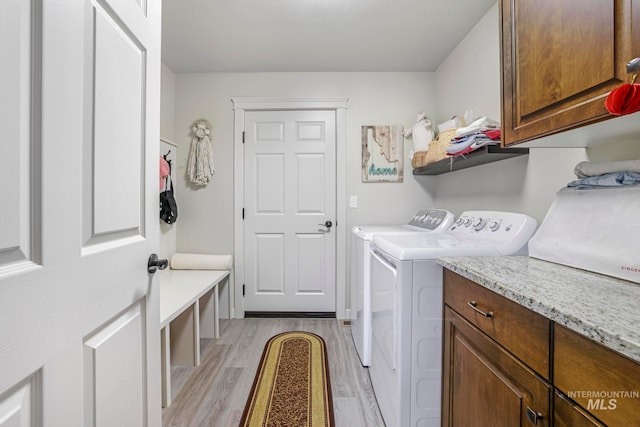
[162,318,385,427]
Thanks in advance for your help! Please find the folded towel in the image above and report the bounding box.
[567,171,640,188]
[483,129,501,140]
[170,253,233,270]
[447,145,476,157]
[470,139,498,150]
[455,116,500,138]
[574,159,640,178]
[446,133,493,154]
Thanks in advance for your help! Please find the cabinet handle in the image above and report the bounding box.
[467,301,493,318]
[526,407,543,425]
[626,57,640,73]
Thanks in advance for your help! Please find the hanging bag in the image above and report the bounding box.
[160,154,178,224]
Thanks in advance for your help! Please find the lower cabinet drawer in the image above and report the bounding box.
[443,306,551,427]
[554,325,640,426]
[443,269,551,379]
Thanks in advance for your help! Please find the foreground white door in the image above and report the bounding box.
[0,0,162,425]
[243,110,336,313]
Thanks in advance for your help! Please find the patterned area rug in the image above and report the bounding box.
[240,331,335,427]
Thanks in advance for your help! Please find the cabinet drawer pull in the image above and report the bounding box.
[526,407,543,425]
[467,301,493,318]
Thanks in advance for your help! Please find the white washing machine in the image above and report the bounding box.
[350,209,454,366]
[369,211,537,427]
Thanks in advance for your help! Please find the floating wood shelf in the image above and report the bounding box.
[412,145,529,175]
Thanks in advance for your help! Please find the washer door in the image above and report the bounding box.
[350,232,371,365]
[369,248,401,426]
[370,249,398,370]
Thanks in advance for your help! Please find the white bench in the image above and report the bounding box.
[159,269,230,408]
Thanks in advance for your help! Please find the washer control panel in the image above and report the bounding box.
[407,209,455,231]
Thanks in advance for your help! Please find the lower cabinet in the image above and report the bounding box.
[442,306,551,426]
[554,325,640,426]
[443,269,640,427]
[553,391,604,427]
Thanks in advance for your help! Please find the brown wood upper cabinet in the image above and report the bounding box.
[500,0,640,145]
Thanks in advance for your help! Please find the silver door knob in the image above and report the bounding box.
[317,220,333,232]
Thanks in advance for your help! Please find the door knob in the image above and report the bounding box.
[319,220,332,228]
[148,253,168,274]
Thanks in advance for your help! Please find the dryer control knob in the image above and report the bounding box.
[474,219,488,231]
[489,221,500,231]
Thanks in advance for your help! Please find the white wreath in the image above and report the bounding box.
[187,119,215,185]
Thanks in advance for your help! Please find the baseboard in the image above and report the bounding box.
[244,311,336,319]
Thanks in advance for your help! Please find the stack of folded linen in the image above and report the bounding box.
[446,116,501,157]
[568,159,640,188]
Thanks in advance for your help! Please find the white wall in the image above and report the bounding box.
[160,63,176,142]
[173,72,438,249]
[159,63,177,260]
[171,72,437,316]
[166,2,640,317]
[435,3,501,125]
[432,2,640,222]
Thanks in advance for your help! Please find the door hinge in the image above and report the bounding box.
[242,208,245,219]
[242,284,246,296]
[242,131,245,143]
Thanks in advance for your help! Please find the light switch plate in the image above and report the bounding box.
[349,195,358,208]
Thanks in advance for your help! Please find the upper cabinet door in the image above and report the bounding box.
[500,0,640,145]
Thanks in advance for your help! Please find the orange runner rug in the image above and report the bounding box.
[240,331,335,427]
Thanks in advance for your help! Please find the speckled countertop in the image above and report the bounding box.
[438,256,640,364]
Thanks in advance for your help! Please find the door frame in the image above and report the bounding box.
[231,97,348,319]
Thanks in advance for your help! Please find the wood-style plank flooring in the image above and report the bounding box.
[162,318,385,426]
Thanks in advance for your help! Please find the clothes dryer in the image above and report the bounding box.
[350,209,454,366]
[369,211,537,427]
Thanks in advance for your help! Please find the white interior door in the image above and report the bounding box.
[0,0,161,425]
[243,110,336,313]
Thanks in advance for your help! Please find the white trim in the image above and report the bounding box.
[232,106,245,319]
[232,97,349,111]
[160,137,177,148]
[335,104,347,321]
[231,97,349,319]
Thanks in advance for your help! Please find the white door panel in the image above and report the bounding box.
[244,110,336,312]
[254,154,284,214]
[0,378,35,427]
[0,0,36,269]
[92,6,144,236]
[84,303,145,427]
[0,0,161,424]
[295,234,330,293]
[255,234,285,293]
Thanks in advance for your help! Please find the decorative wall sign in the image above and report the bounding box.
[361,125,404,182]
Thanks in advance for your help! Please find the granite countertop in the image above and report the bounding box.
[438,256,640,364]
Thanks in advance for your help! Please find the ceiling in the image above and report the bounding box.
[161,0,496,73]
